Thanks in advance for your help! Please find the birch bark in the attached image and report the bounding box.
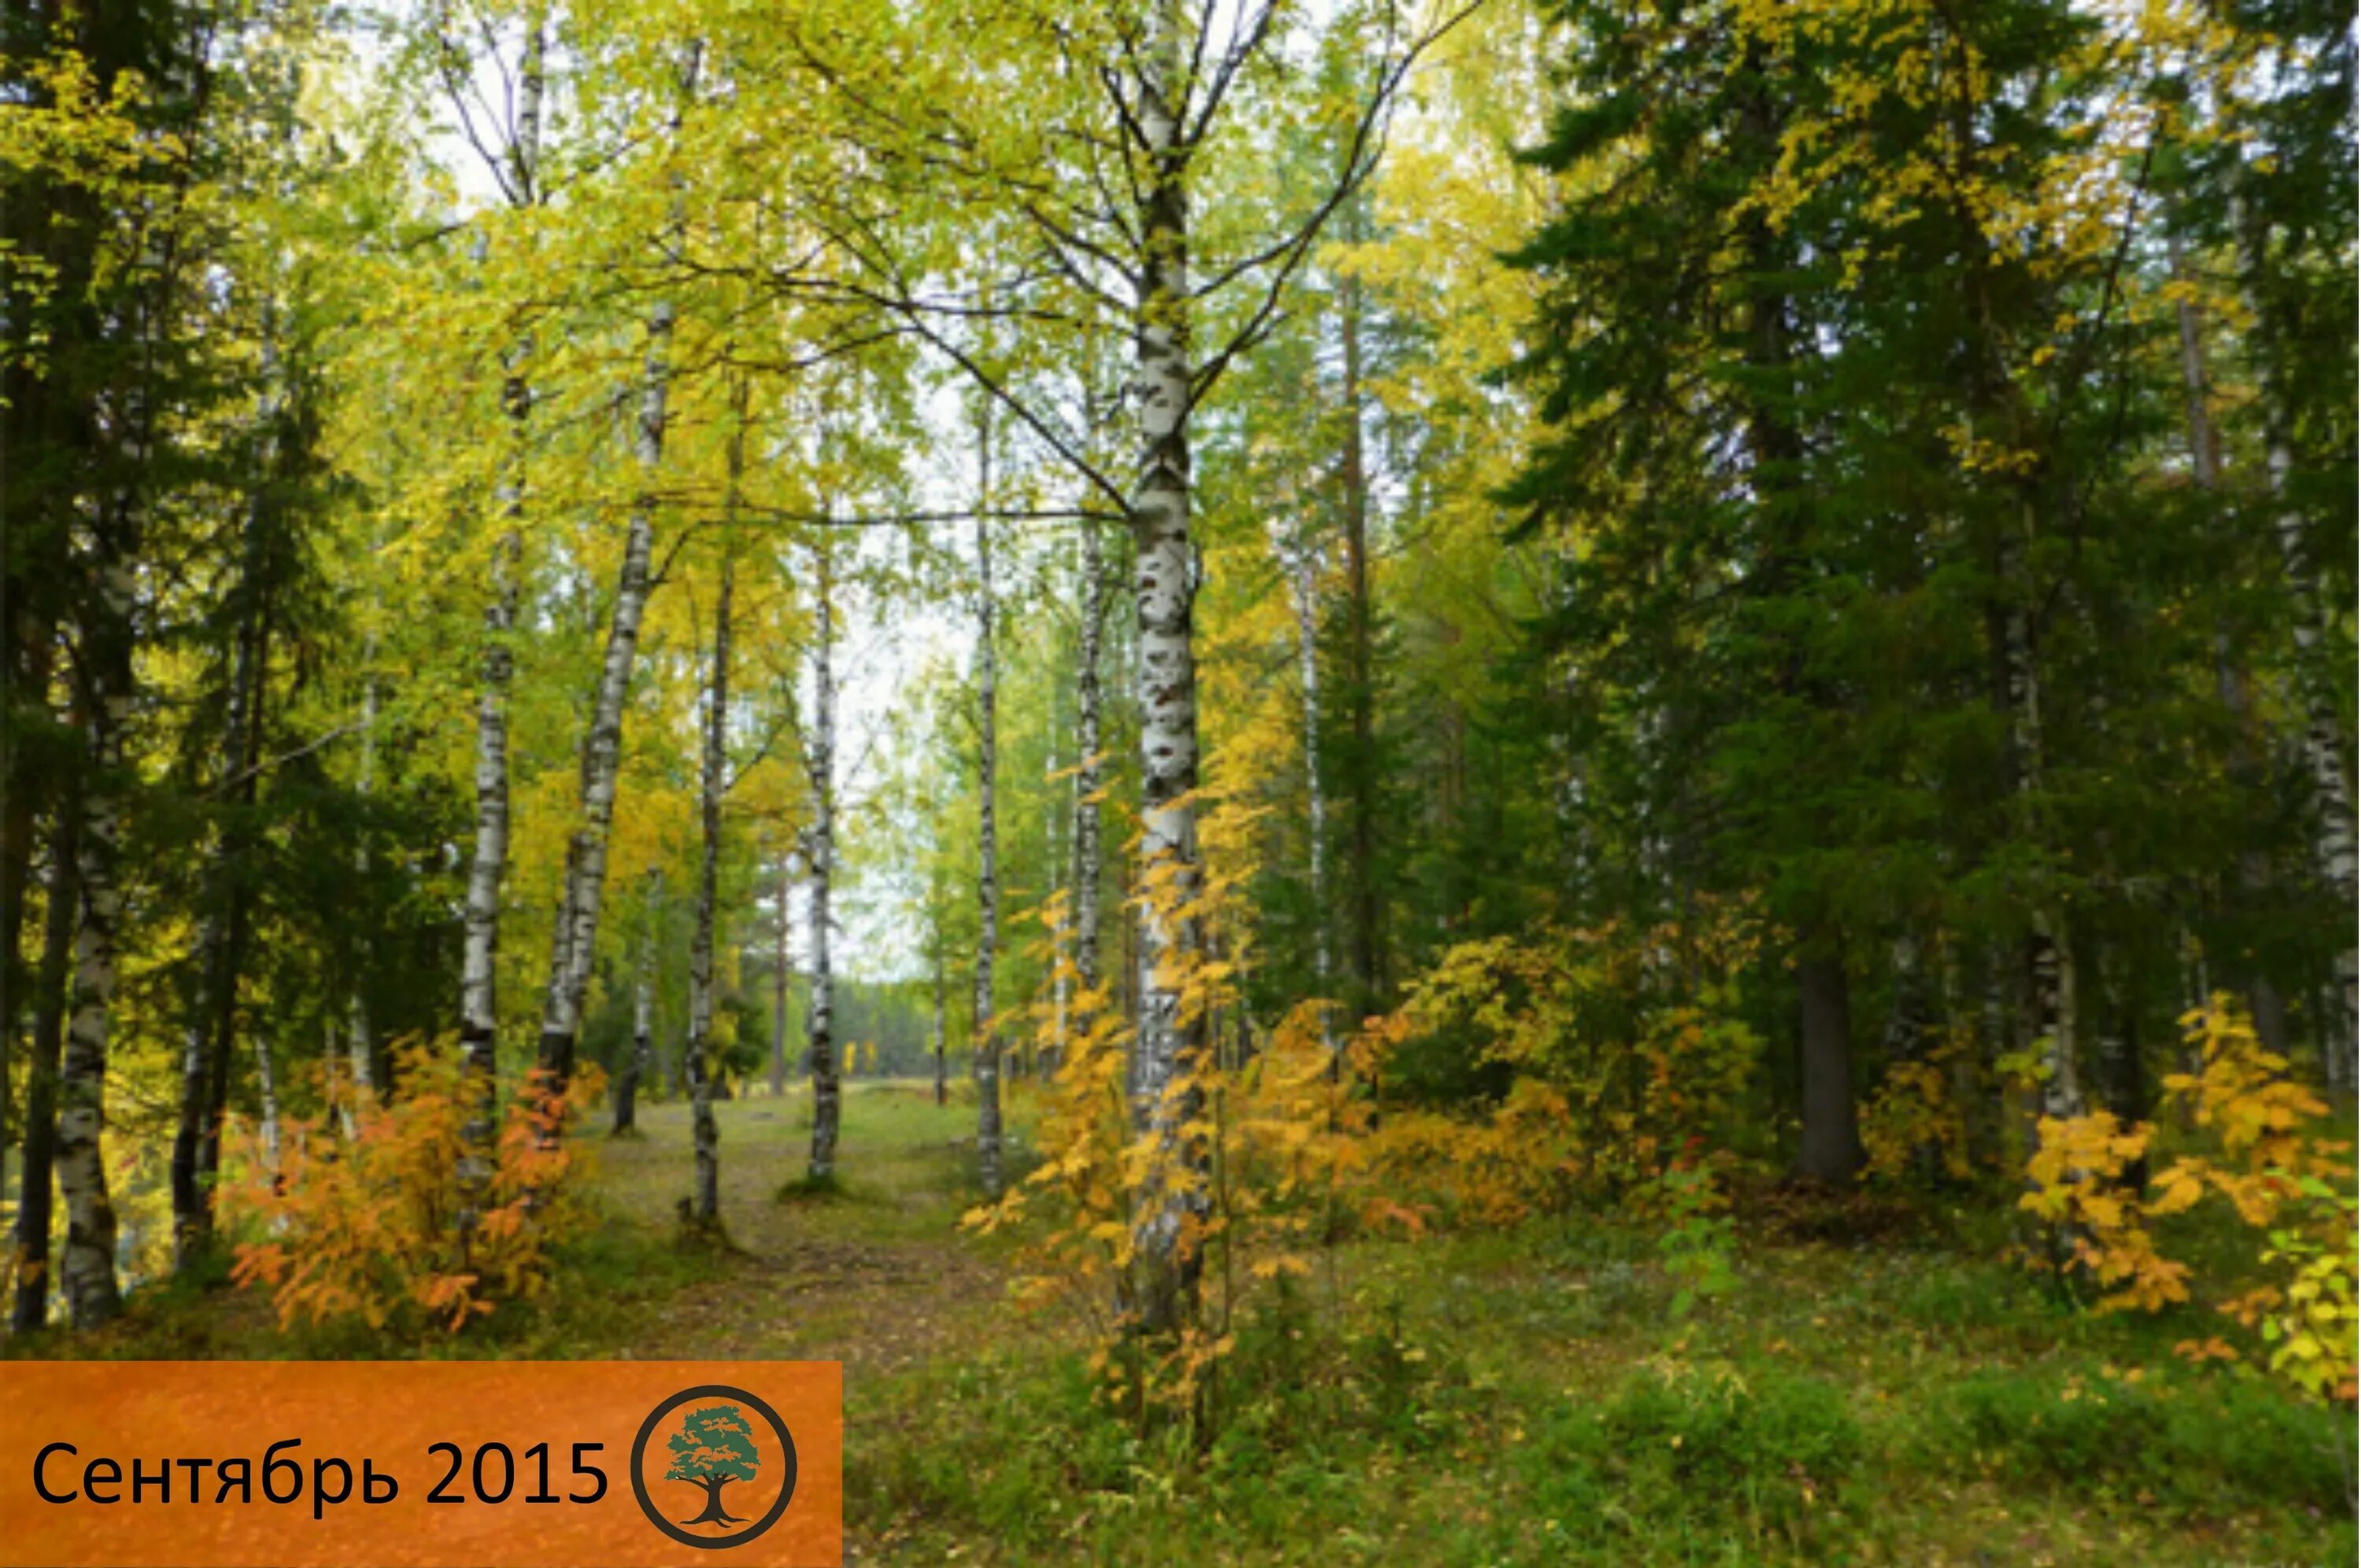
[805,538,841,1182]
[685,408,741,1228]
[534,50,696,1091]
[1126,0,1209,1335]
[8,802,77,1334]
[974,404,1004,1197]
[57,554,131,1328]
[458,12,545,1199]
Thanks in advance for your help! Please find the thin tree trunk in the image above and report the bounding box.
[614,871,660,1135]
[974,402,1004,1198]
[770,849,790,1099]
[1336,235,1381,1014]
[1127,0,1209,1336]
[2264,439,2358,1087]
[932,949,948,1106]
[2170,239,2289,1057]
[1796,954,1860,1182]
[685,407,740,1229]
[1075,516,1106,1001]
[9,803,78,1334]
[1290,542,1335,1047]
[57,555,131,1329]
[805,539,840,1182]
[347,618,380,1112]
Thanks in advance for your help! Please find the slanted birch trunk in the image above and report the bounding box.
[804,538,841,1182]
[535,53,692,1093]
[58,554,132,1329]
[973,405,1004,1197]
[1125,0,1210,1335]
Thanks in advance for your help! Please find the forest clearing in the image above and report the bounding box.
[1,0,2355,1562]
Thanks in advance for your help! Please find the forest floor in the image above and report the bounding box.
[15,1081,2354,1566]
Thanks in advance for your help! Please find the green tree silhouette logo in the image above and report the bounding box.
[664,1403,761,1527]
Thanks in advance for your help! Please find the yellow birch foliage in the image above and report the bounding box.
[2018,999,2355,1403]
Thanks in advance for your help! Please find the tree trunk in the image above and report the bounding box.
[2169,239,2289,1058]
[458,8,545,1223]
[9,802,79,1334]
[1074,515,1106,1001]
[1336,235,1382,1017]
[932,950,948,1106]
[347,617,380,1115]
[1126,0,1209,1336]
[805,539,840,1182]
[973,401,1004,1197]
[614,871,660,1136]
[172,330,278,1272]
[1796,951,1860,1182]
[1290,541,1335,1046]
[770,850,790,1099]
[57,555,131,1329]
[680,1474,742,1527]
[2265,438,2358,1088]
[685,415,739,1228]
[537,300,672,1094]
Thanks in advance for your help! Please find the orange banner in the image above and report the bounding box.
[0,1361,841,1567]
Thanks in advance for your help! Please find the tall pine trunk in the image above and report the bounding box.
[805,539,841,1182]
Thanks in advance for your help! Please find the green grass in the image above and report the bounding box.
[11,1082,2354,1565]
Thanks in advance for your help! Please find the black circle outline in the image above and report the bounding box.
[630,1383,799,1551]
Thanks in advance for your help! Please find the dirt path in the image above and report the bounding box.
[584,1084,1024,1374]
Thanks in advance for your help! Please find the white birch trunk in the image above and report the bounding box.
[770,848,791,1100]
[57,557,131,1328]
[2000,548,2080,1124]
[536,180,682,1092]
[974,403,1004,1197]
[458,14,544,1194]
[2266,441,2358,1087]
[1075,515,1106,1000]
[1126,0,1209,1335]
[686,552,731,1227]
[347,619,379,1117]
[805,539,841,1181]
[612,871,657,1136]
[1291,542,1334,1046]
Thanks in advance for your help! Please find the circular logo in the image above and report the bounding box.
[630,1384,799,1550]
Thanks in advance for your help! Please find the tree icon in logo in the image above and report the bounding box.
[665,1403,760,1527]
[630,1382,798,1550]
